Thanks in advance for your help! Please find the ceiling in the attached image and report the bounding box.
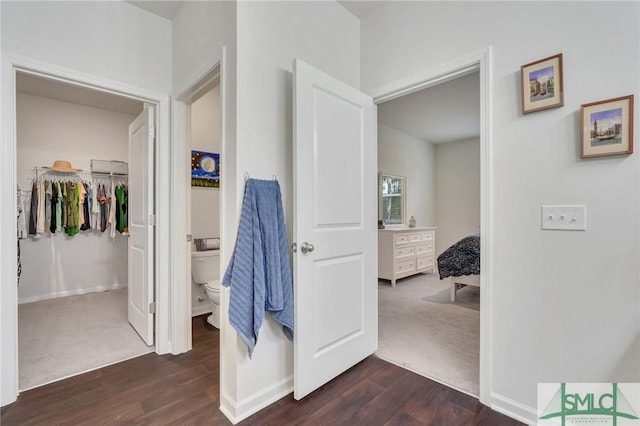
[118,1,478,145]
[338,1,385,19]
[126,1,381,21]
[378,71,480,144]
[125,1,184,20]
[17,73,144,116]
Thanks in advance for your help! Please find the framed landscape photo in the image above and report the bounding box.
[581,95,634,159]
[521,53,564,114]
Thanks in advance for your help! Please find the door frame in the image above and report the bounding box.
[368,47,493,406]
[172,49,224,353]
[0,53,172,406]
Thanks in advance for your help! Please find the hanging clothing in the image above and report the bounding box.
[99,184,108,232]
[28,181,38,236]
[91,184,100,232]
[222,178,294,357]
[61,182,67,230]
[77,182,86,230]
[44,181,52,232]
[28,167,130,238]
[50,182,58,233]
[109,183,117,238]
[115,185,128,234]
[55,182,63,233]
[17,185,27,240]
[65,182,79,237]
[36,181,46,234]
[87,184,94,229]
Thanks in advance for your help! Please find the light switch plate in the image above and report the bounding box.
[541,205,587,231]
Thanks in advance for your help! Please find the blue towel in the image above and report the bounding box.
[222,178,294,357]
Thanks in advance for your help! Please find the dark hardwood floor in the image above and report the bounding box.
[1,316,525,425]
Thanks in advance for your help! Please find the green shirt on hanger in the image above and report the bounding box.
[65,181,79,236]
[115,185,128,234]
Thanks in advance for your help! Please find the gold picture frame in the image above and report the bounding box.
[580,95,634,159]
[521,53,564,114]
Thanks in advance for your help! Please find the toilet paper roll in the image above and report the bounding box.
[203,238,220,250]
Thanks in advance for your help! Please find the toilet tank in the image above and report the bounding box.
[191,250,220,284]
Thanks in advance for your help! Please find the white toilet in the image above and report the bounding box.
[191,249,221,328]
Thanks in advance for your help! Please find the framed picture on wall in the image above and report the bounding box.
[580,95,634,158]
[191,150,220,187]
[521,53,564,114]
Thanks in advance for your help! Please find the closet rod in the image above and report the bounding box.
[34,166,128,177]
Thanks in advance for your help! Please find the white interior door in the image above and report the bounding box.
[293,59,377,399]
[128,106,155,345]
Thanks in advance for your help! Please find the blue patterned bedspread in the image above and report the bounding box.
[437,233,480,279]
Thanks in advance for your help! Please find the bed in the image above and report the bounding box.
[437,233,480,301]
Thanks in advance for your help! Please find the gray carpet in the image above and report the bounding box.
[18,288,154,391]
[377,273,479,396]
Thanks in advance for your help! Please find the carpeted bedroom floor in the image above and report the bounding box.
[18,288,154,391]
[377,272,480,396]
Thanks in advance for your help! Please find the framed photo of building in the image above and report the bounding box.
[581,95,634,159]
[521,53,564,114]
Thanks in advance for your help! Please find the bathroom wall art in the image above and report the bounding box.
[191,150,220,187]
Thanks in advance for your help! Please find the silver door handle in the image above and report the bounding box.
[300,242,315,254]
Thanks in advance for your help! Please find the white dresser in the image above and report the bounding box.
[378,227,437,287]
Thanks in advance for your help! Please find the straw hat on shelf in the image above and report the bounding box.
[51,160,76,173]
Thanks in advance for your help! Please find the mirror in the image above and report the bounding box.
[379,173,406,226]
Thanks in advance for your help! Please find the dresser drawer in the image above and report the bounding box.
[395,259,416,274]
[395,246,415,259]
[421,231,434,242]
[409,233,421,243]
[395,234,409,245]
[417,255,434,270]
[415,243,433,255]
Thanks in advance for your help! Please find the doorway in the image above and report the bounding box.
[14,71,155,390]
[376,70,481,396]
[173,63,223,351]
[371,48,492,404]
[14,72,149,389]
[1,56,172,405]
[187,78,222,324]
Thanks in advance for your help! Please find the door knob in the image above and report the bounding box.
[300,242,315,254]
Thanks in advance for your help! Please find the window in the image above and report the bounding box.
[380,173,405,226]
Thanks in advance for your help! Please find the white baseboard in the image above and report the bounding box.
[191,305,212,317]
[219,375,293,424]
[18,284,127,304]
[491,392,538,425]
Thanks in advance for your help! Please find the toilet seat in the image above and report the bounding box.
[205,279,220,292]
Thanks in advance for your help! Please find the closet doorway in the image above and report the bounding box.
[15,71,156,391]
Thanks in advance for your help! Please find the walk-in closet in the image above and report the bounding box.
[15,72,153,390]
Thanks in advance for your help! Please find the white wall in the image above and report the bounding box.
[434,138,480,255]
[2,1,172,406]
[228,1,360,421]
[190,85,221,316]
[16,93,133,303]
[171,0,240,414]
[1,1,171,93]
[361,2,640,421]
[190,86,221,239]
[378,123,435,228]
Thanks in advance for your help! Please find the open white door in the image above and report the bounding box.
[128,106,155,345]
[293,59,377,399]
